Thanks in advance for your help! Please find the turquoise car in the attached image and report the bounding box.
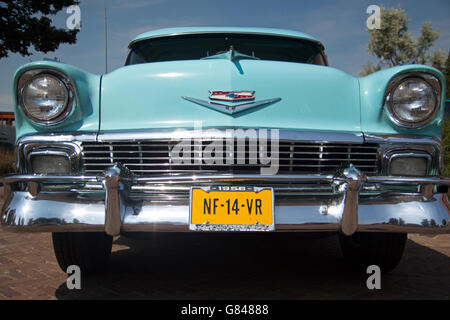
[2,27,449,273]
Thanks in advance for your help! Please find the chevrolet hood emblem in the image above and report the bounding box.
[182,91,281,115]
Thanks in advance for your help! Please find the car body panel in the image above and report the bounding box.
[12,61,446,141]
[100,60,361,133]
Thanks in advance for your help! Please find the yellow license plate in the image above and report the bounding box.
[189,186,274,231]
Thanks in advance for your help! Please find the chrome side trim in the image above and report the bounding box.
[3,172,450,186]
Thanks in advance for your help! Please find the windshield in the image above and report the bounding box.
[126,33,327,66]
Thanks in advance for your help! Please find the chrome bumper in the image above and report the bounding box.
[1,164,450,236]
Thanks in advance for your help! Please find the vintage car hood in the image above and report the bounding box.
[100,60,361,133]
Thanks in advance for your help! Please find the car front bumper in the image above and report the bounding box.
[1,164,450,236]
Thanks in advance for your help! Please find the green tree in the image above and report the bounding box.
[360,6,441,76]
[0,0,80,59]
[360,61,381,76]
[430,50,446,71]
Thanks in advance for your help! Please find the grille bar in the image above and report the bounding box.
[81,140,379,176]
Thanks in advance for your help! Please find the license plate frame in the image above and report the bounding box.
[189,186,275,231]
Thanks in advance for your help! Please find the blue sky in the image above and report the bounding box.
[0,0,449,111]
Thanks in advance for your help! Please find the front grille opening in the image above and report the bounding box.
[81,139,379,176]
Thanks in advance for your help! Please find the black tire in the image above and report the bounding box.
[339,232,407,273]
[52,232,113,274]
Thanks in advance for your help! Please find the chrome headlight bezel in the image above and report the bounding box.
[17,69,75,125]
[384,73,441,128]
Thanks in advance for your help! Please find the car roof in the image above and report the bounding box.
[130,27,324,48]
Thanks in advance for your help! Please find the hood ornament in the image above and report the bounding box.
[201,46,260,64]
[182,90,281,115]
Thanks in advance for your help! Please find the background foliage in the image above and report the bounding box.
[360,6,446,76]
[0,0,80,59]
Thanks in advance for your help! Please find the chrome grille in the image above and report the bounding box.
[80,139,379,176]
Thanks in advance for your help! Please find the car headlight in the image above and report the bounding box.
[18,71,74,124]
[385,75,440,127]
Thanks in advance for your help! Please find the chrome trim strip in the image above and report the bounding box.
[16,129,440,145]
[364,134,442,145]
[17,133,97,143]
[16,130,365,145]
[1,174,98,184]
[2,173,450,185]
[97,129,364,143]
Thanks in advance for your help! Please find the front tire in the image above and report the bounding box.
[52,232,113,274]
[339,232,407,273]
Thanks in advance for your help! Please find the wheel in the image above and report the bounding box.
[52,232,113,274]
[339,232,407,273]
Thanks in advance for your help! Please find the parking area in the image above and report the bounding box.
[0,192,449,300]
